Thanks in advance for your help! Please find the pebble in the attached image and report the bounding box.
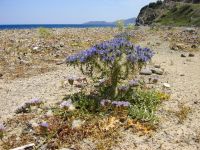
[151,68,164,75]
[33,46,39,50]
[181,54,186,57]
[140,68,152,75]
[154,65,161,68]
[163,83,171,88]
[188,53,195,57]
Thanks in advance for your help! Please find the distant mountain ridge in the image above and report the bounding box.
[83,18,136,25]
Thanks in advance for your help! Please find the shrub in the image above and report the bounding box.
[66,38,154,99]
[116,20,125,32]
[38,28,51,38]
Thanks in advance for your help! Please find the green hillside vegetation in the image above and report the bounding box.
[156,3,200,26]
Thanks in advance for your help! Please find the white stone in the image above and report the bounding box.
[163,83,170,88]
[33,46,39,50]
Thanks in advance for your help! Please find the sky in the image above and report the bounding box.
[0,0,157,24]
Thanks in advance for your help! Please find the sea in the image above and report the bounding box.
[0,24,116,30]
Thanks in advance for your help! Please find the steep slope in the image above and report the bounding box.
[136,0,200,26]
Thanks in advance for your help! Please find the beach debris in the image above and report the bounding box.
[10,143,35,150]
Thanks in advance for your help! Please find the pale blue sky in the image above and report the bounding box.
[0,0,156,24]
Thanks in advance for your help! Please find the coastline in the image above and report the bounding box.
[0,24,116,30]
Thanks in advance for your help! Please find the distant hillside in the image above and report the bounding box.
[136,0,200,26]
[84,18,136,25]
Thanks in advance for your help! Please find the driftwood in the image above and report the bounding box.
[10,143,35,150]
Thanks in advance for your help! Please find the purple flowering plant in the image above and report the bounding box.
[0,123,5,139]
[39,122,49,134]
[67,37,154,99]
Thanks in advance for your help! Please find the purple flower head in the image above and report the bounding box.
[100,99,111,106]
[40,122,49,128]
[129,79,139,87]
[99,78,107,85]
[67,54,79,63]
[127,54,138,63]
[135,46,154,63]
[112,101,131,107]
[0,123,5,131]
[66,37,154,66]
[26,98,42,105]
[60,100,72,108]
[118,85,129,92]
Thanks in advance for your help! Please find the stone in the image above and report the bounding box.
[140,68,152,75]
[151,68,164,75]
[163,83,170,88]
[188,53,195,57]
[184,28,195,33]
[15,103,30,114]
[181,54,186,57]
[33,46,39,50]
[60,42,65,47]
[154,64,161,68]
[0,73,3,78]
[191,44,197,49]
[149,77,158,84]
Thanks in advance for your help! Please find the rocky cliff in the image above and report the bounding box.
[136,0,200,26]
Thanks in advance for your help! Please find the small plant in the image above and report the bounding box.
[38,28,51,38]
[0,123,5,140]
[175,103,191,123]
[116,20,125,32]
[39,122,49,135]
[126,23,135,31]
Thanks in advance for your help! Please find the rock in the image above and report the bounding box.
[163,83,170,88]
[60,42,65,47]
[140,68,152,75]
[184,28,195,33]
[72,119,84,129]
[154,64,161,68]
[0,73,3,78]
[170,43,186,51]
[15,103,30,114]
[191,44,197,49]
[10,143,35,150]
[181,54,186,57]
[33,46,39,50]
[149,77,158,84]
[188,53,195,57]
[151,68,164,75]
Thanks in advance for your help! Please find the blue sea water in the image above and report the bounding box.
[0,24,116,30]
